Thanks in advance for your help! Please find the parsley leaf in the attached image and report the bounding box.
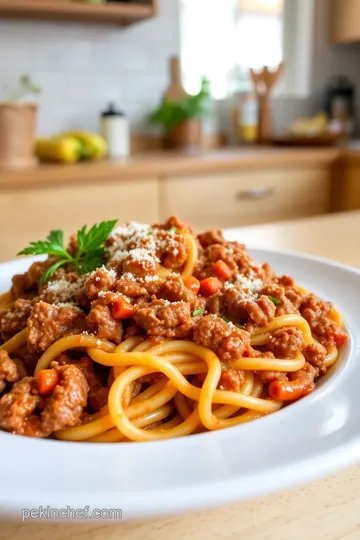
[192,308,204,317]
[181,293,188,300]
[169,227,177,234]
[235,323,246,330]
[77,220,118,253]
[18,220,118,284]
[221,315,231,323]
[268,295,280,306]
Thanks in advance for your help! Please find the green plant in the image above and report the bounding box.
[9,74,41,101]
[149,77,211,132]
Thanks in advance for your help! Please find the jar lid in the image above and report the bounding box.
[101,102,126,117]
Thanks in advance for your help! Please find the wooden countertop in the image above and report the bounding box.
[2,209,360,540]
[0,146,343,189]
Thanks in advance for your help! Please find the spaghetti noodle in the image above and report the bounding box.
[0,216,347,442]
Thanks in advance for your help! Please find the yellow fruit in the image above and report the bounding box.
[35,137,82,164]
[61,131,107,160]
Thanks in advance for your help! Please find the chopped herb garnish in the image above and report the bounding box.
[268,295,280,306]
[192,308,204,317]
[235,324,246,330]
[147,231,153,235]
[181,293,188,300]
[169,227,177,234]
[17,220,118,285]
[221,315,231,323]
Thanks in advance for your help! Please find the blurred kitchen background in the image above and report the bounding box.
[0,0,359,260]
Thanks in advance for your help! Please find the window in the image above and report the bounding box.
[180,0,314,99]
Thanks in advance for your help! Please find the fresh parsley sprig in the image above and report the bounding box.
[18,220,118,285]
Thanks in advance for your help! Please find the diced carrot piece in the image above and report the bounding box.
[111,297,135,319]
[269,379,314,402]
[36,369,60,395]
[199,277,222,297]
[212,260,232,281]
[183,276,200,295]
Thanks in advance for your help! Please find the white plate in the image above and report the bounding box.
[0,248,359,522]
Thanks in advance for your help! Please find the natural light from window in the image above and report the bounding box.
[180,0,284,99]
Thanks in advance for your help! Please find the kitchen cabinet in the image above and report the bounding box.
[0,178,160,262]
[331,0,360,43]
[0,0,158,26]
[160,167,331,231]
[331,157,360,211]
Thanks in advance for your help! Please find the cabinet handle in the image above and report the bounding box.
[236,187,275,200]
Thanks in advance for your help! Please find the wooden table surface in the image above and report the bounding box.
[1,210,360,540]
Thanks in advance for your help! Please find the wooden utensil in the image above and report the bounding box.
[164,56,188,102]
[250,63,284,144]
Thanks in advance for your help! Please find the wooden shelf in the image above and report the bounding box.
[0,0,157,26]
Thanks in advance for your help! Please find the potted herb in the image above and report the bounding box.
[149,77,211,150]
[0,74,41,170]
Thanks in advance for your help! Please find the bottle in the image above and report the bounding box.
[325,76,355,138]
[239,92,258,144]
[100,103,130,159]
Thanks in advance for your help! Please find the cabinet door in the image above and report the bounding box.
[331,0,360,43]
[0,178,159,262]
[160,168,330,231]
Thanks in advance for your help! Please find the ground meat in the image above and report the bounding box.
[87,303,123,344]
[0,363,88,437]
[0,377,43,436]
[85,267,116,300]
[299,294,346,346]
[267,327,306,358]
[262,262,275,284]
[122,253,159,278]
[197,230,226,248]
[300,294,332,327]
[155,215,191,234]
[115,279,148,298]
[255,370,288,383]
[303,342,327,374]
[276,275,296,287]
[206,292,226,317]
[134,299,193,339]
[0,350,21,393]
[311,319,347,348]
[157,275,195,304]
[218,368,244,392]
[222,287,248,322]
[283,287,304,309]
[0,298,33,339]
[261,284,298,316]
[28,301,86,352]
[193,315,250,363]
[244,296,276,327]
[11,259,57,299]
[54,356,108,411]
[156,230,189,270]
[12,345,39,373]
[41,364,88,435]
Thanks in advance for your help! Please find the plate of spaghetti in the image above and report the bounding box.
[0,215,358,520]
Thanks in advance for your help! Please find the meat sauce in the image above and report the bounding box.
[0,216,347,438]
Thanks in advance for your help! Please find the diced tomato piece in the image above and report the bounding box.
[183,276,200,295]
[212,260,232,281]
[111,297,135,319]
[199,277,222,297]
[36,369,60,395]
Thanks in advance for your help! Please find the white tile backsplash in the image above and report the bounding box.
[0,0,180,136]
